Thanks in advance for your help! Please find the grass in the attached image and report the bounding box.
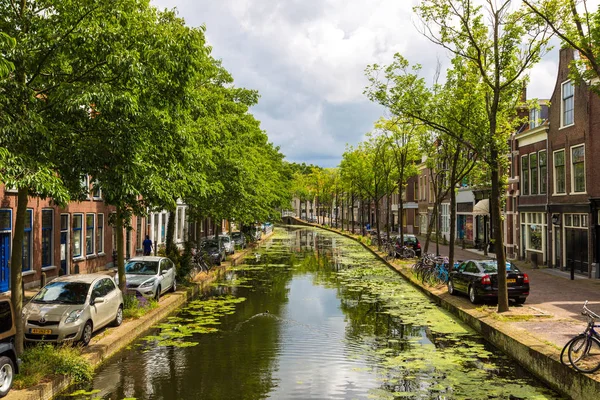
[14,344,92,389]
[123,294,159,319]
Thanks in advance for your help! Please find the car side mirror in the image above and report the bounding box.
[161,269,168,275]
[91,297,105,305]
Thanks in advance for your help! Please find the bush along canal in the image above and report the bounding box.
[58,226,564,400]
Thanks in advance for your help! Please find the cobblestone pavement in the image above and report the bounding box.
[416,235,600,349]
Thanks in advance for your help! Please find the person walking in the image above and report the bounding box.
[143,235,153,256]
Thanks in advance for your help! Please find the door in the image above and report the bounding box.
[60,214,69,276]
[566,228,588,274]
[0,233,10,292]
[554,227,561,269]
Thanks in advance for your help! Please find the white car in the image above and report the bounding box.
[219,234,235,255]
[116,256,176,301]
[23,274,123,346]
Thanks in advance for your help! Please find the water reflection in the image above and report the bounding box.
[59,226,563,400]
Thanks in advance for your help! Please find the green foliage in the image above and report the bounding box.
[14,344,92,389]
[177,240,194,281]
[123,295,159,319]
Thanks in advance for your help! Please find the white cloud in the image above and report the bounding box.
[151,0,566,167]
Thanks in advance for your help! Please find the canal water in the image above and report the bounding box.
[59,226,563,400]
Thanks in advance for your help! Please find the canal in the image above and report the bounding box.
[60,226,563,399]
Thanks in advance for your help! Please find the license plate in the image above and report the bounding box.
[31,328,52,335]
[507,279,516,284]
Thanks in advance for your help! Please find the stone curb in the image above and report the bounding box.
[6,231,275,400]
[296,219,600,400]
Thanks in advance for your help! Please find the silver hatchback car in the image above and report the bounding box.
[23,274,123,346]
[117,256,177,301]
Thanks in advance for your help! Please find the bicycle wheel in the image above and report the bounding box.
[403,248,416,259]
[561,336,581,366]
[568,335,600,373]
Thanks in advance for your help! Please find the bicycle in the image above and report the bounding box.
[565,301,600,373]
[192,251,212,274]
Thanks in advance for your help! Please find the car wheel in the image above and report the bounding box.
[448,280,456,295]
[79,320,93,346]
[155,286,161,302]
[0,356,14,398]
[112,305,123,327]
[514,297,526,305]
[468,286,480,304]
[170,279,176,293]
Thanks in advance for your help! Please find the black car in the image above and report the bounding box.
[200,239,226,266]
[394,234,422,257]
[231,231,247,249]
[448,259,530,304]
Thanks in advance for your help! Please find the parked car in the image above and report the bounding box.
[23,274,123,346]
[231,231,247,249]
[219,234,235,255]
[448,259,530,304]
[394,234,422,257]
[0,297,19,397]
[117,256,177,301]
[200,239,226,265]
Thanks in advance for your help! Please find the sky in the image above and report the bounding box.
[152,0,561,168]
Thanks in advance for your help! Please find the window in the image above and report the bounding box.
[530,153,538,195]
[414,182,418,201]
[92,179,102,199]
[97,214,104,254]
[0,210,11,231]
[571,145,585,193]
[529,108,540,129]
[81,175,90,198]
[0,301,13,334]
[73,214,83,258]
[564,213,588,229]
[523,212,545,253]
[539,151,547,194]
[521,155,529,195]
[176,208,183,241]
[554,150,566,194]
[42,210,53,267]
[22,209,32,271]
[562,80,574,127]
[86,214,94,255]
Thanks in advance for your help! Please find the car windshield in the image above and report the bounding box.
[404,236,417,244]
[232,233,242,239]
[202,241,219,251]
[125,261,159,275]
[478,261,520,274]
[32,282,90,305]
[220,237,230,243]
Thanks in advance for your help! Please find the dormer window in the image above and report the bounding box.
[529,108,540,129]
[561,80,574,127]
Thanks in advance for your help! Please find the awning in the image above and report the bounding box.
[472,199,490,215]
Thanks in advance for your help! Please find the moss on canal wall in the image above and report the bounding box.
[299,218,600,400]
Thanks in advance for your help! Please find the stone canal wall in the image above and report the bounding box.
[298,218,600,400]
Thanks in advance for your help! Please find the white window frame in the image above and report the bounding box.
[523,212,546,254]
[521,155,529,196]
[529,152,538,195]
[529,108,540,129]
[91,179,102,200]
[81,175,90,199]
[97,213,104,255]
[73,213,83,259]
[561,80,574,128]
[570,144,586,194]
[85,213,95,256]
[553,149,566,195]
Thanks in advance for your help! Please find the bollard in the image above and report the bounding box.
[41,272,46,288]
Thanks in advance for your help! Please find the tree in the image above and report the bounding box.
[524,0,600,92]
[413,0,552,312]
[0,0,163,355]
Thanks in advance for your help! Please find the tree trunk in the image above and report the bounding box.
[11,187,28,355]
[491,152,509,312]
[115,207,126,293]
[351,193,355,234]
[195,217,202,248]
[398,183,405,246]
[375,196,382,249]
[448,149,460,272]
[386,193,391,242]
[166,209,177,258]
[423,201,438,254]
[359,199,364,235]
